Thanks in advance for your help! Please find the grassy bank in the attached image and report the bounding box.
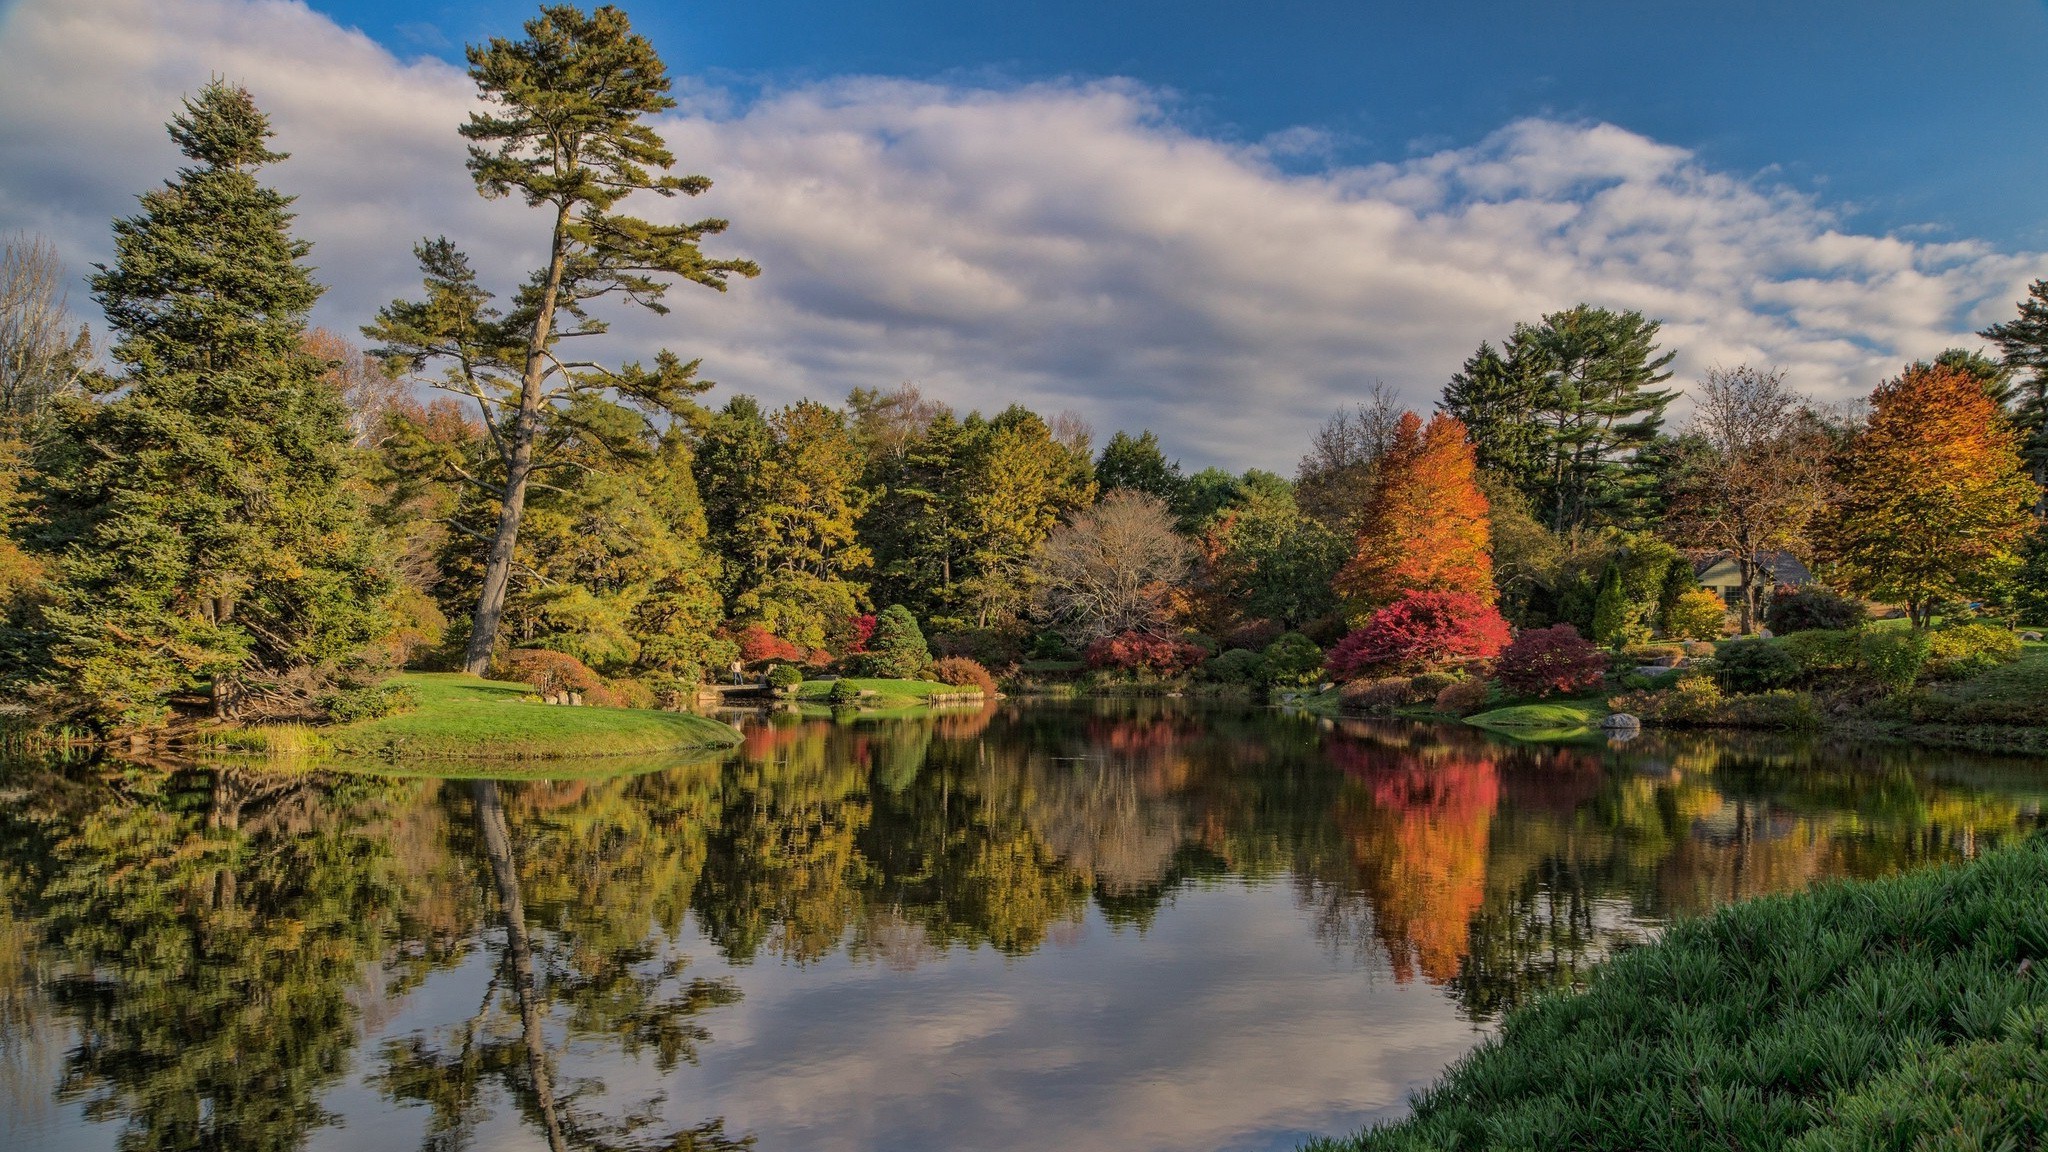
[1309,833,2048,1152]
[1461,697,1609,740]
[211,673,740,762]
[794,677,979,709]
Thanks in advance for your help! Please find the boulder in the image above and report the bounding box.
[2022,631,2044,642]
[1601,713,1643,734]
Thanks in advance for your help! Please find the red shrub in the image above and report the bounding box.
[499,649,608,701]
[931,656,998,697]
[736,626,807,665]
[1435,678,1492,715]
[1325,591,1510,678]
[1495,624,1608,698]
[1084,630,1208,676]
[847,614,877,654]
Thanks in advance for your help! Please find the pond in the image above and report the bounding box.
[2,700,2044,1152]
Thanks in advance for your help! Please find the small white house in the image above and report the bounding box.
[1691,550,1813,609]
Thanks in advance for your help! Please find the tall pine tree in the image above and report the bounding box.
[1979,279,2048,514]
[1445,306,1677,534]
[368,4,757,675]
[30,83,388,723]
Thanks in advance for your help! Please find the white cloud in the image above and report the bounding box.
[2,0,2041,471]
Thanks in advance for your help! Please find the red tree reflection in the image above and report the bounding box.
[1328,736,1500,984]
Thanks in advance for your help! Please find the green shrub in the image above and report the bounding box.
[1610,676,1723,724]
[1765,586,1869,634]
[1715,639,1801,692]
[1409,670,1459,698]
[1858,628,1930,692]
[320,683,418,723]
[1717,689,1822,729]
[825,678,861,705]
[1203,648,1268,685]
[862,604,931,678]
[1925,623,2023,679]
[1261,632,1325,686]
[766,664,804,694]
[1779,628,1859,677]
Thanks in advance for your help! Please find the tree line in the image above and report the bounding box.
[0,3,2042,729]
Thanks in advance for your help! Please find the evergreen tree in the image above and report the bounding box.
[1441,340,1546,493]
[1095,429,1187,506]
[28,83,388,723]
[1979,280,2048,513]
[864,604,931,678]
[1590,562,1631,647]
[367,4,757,675]
[1449,306,1678,534]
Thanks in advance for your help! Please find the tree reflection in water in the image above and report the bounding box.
[1,702,2042,1150]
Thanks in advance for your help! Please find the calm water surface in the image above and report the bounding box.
[2,700,2044,1152]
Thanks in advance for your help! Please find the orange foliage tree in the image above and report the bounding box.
[1815,363,2041,627]
[1335,411,1494,614]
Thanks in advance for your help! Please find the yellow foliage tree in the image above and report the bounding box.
[1815,363,2040,627]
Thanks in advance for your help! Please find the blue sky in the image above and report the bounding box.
[309,0,2048,248]
[3,0,2045,468]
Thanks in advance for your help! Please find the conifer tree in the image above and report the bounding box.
[1441,340,1545,492]
[368,5,757,675]
[1979,279,2048,513]
[1095,430,1187,507]
[1335,412,1494,613]
[1445,306,1677,534]
[28,83,388,723]
[864,604,930,678]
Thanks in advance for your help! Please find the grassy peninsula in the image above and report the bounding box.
[217,673,740,762]
[1311,834,2048,1152]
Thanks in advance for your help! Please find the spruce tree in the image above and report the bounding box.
[865,604,930,678]
[29,83,389,724]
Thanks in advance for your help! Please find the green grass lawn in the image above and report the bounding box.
[1309,834,2048,1152]
[1462,696,1610,739]
[794,677,974,709]
[300,673,740,761]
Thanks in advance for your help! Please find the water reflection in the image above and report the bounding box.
[1,702,2042,1151]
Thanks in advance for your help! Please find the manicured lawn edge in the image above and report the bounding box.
[205,673,741,761]
[794,677,983,710]
[1305,833,2048,1152]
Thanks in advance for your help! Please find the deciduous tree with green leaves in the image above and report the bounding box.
[368,4,757,676]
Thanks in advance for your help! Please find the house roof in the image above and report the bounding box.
[1690,550,1812,586]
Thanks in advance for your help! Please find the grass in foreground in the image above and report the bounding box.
[224,673,740,761]
[1309,833,2048,1152]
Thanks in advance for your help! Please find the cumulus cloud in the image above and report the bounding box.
[2,0,2040,470]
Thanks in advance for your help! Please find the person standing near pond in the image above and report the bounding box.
[730,659,744,685]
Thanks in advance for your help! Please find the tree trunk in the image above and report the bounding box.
[461,207,572,676]
[473,780,568,1152]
